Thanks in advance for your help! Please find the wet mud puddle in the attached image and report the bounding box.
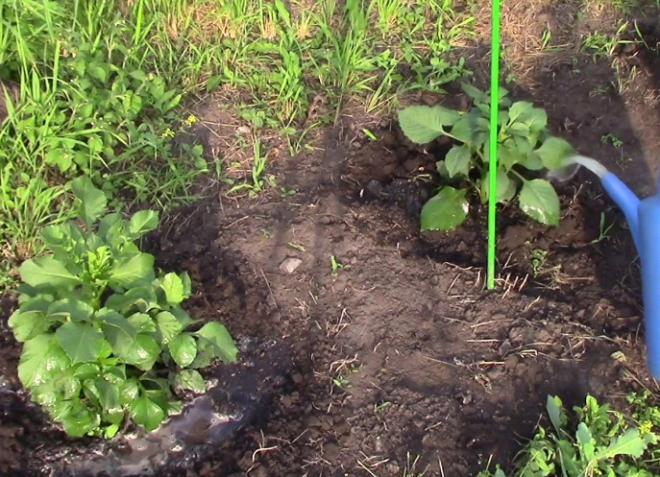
[54,338,291,477]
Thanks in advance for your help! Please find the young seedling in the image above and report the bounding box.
[591,212,615,243]
[330,255,350,276]
[288,242,306,252]
[8,177,238,438]
[398,84,574,231]
[530,249,549,277]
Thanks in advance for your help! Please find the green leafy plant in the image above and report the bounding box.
[398,84,576,231]
[8,177,238,438]
[478,394,657,477]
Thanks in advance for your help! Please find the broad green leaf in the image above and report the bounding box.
[155,311,184,345]
[461,83,488,103]
[130,395,166,431]
[576,423,596,461]
[19,256,81,288]
[18,334,71,388]
[41,224,72,251]
[173,369,206,393]
[61,401,101,437]
[32,368,80,406]
[519,179,560,226]
[47,298,94,323]
[71,176,107,228]
[507,101,547,132]
[596,429,649,460]
[160,273,184,305]
[104,365,127,383]
[557,439,579,477]
[536,136,575,170]
[398,105,460,144]
[497,141,526,172]
[181,273,192,299]
[168,333,197,367]
[120,378,140,405]
[171,308,195,329]
[108,253,155,289]
[73,363,101,380]
[100,310,138,358]
[8,309,49,342]
[450,114,489,148]
[420,187,469,232]
[124,334,160,371]
[128,312,156,333]
[546,395,565,435]
[98,212,122,240]
[105,286,159,314]
[195,321,238,363]
[56,322,107,364]
[128,210,159,238]
[95,378,120,410]
[190,337,216,368]
[443,145,472,178]
[105,424,120,439]
[506,122,530,138]
[481,170,516,204]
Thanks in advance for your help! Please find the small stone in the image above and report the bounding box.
[279,257,302,274]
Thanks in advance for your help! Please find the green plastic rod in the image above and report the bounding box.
[487,0,501,289]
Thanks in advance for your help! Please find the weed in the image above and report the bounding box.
[398,84,573,231]
[478,395,657,477]
[330,255,350,276]
[592,212,616,243]
[601,133,624,149]
[374,401,392,413]
[8,178,237,438]
[530,249,549,278]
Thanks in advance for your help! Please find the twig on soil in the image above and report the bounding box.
[260,269,278,309]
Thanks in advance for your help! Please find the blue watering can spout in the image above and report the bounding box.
[584,158,660,379]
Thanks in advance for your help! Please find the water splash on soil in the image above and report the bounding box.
[55,338,291,477]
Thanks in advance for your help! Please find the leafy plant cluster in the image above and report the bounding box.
[398,84,576,231]
[8,178,237,438]
[478,395,657,477]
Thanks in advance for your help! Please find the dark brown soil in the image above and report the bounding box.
[2,14,660,477]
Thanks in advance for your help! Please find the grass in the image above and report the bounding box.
[0,0,474,287]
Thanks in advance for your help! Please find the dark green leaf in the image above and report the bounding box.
[104,365,127,383]
[481,170,516,204]
[460,83,488,103]
[450,114,488,148]
[105,286,158,314]
[420,187,469,232]
[8,309,49,342]
[71,176,107,228]
[56,322,107,364]
[519,179,560,226]
[73,363,101,380]
[19,256,81,288]
[171,308,195,329]
[98,212,123,241]
[546,395,565,435]
[47,298,94,323]
[108,253,155,289]
[100,310,138,358]
[168,333,197,367]
[127,313,156,333]
[130,395,166,431]
[398,105,460,144]
[95,378,120,410]
[195,322,238,363]
[180,273,192,299]
[128,210,159,238]
[190,337,216,368]
[123,334,160,371]
[498,141,526,172]
[536,136,575,170]
[120,378,140,405]
[160,273,184,305]
[155,311,184,345]
[173,369,206,393]
[444,145,472,178]
[508,101,547,132]
[61,401,101,437]
[18,334,71,388]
